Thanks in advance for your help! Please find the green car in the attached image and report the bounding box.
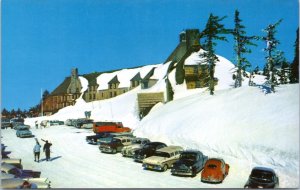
[16,126,34,138]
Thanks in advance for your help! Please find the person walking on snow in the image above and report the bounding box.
[33,141,41,162]
[42,139,52,161]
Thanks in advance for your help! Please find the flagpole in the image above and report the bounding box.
[41,88,43,117]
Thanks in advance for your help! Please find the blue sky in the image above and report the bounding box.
[2,0,299,110]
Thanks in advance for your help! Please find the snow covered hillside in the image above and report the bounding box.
[19,50,299,188]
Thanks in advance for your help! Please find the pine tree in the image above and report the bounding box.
[232,10,257,88]
[273,51,289,84]
[200,13,230,95]
[290,28,299,83]
[1,108,10,118]
[262,19,283,92]
[253,66,259,74]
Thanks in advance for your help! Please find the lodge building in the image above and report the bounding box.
[43,29,212,115]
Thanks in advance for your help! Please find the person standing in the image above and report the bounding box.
[42,139,52,161]
[33,141,41,162]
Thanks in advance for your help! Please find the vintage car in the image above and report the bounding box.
[10,118,24,128]
[97,132,134,145]
[1,118,12,129]
[2,158,23,169]
[142,146,184,171]
[201,158,229,183]
[14,124,30,130]
[86,132,111,145]
[244,167,279,188]
[99,136,133,153]
[171,150,208,177]
[133,142,167,163]
[48,120,64,126]
[93,121,131,133]
[1,163,41,178]
[16,126,34,138]
[73,118,93,128]
[121,138,150,157]
[1,178,51,188]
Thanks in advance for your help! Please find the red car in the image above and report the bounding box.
[201,158,229,183]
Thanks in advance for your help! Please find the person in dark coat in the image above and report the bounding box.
[41,139,52,161]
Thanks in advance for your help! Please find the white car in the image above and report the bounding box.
[121,138,150,157]
[142,146,183,171]
[1,178,51,188]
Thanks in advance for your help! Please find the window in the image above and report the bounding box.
[114,92,117,96]
[93,94,96,100]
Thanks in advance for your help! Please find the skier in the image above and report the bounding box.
[33,140,41,162]
[41,139,52,161]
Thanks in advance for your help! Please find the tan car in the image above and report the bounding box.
[99,136,133,153]
[142,146,183,171]
[2,158,23,169]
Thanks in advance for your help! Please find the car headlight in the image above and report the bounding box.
[258,186,263,189]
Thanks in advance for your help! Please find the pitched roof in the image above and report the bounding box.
[108,75,120,84]
[141,68,155,81]
[50,77,71,96]
[130,72,142,81]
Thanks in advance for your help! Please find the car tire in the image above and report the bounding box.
[162,164,168,171]
[112,149,117,154]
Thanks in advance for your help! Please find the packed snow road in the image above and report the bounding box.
[0,125,295,188]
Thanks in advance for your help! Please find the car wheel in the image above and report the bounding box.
[112,149,117,154]
[162,164,168,171]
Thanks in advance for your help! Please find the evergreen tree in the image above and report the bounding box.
[274,51,290,84]
[232,10,257,88]
[253,66,259,74]
[200,13,230,95]
[1,108,10,118]
[290,28,299,83]
[42,90,50,101]
[262,19,283,92]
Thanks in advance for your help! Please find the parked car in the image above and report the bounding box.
[1,178,51,188]
[201,158,229,183]
[10,118,24,128]
[97,132,134,145]
[142,146,183,171]
[2,158,23,169]
[99,136,133,154]
[14,124,30,130]
[244,167,279,188]
[1,163,41,178]
[86,132,111,145]
[48,120,64,126]
[121,138,150,157]
[133,142,167,163]
[1,118,12,129]
[74,118,94,128]
[171,150,208,177]
[65,119,76,126]
[16,126,34,138]
[93,121,131,133]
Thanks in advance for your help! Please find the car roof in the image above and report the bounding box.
[182,150,201,154]
[145,142,165,146]
[252,167,276,173]
[114,136,133,140]
[156,146,183,153]
[1,163,16,172]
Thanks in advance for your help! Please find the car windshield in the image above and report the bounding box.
[153,151,170,158]
[133,139,143,144]
[251,170,274,182]
[111,138,121,143]
[180,153,196,161]
[207,164,217,169]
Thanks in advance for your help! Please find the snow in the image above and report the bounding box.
[3,50,299,188]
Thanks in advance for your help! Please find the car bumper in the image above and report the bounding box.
[142,163,163,171]
[171,169,193,176]
[133,156,145,162]
[99,147,114,153]
[201,177,223,183]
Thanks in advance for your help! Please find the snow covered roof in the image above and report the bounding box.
[184,49,208,66]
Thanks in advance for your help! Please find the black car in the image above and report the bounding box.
[244,167,279,188]
[86,132,111,145]
[171,150,208,177]
[74,118,94,128]
[133,142,167,162]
